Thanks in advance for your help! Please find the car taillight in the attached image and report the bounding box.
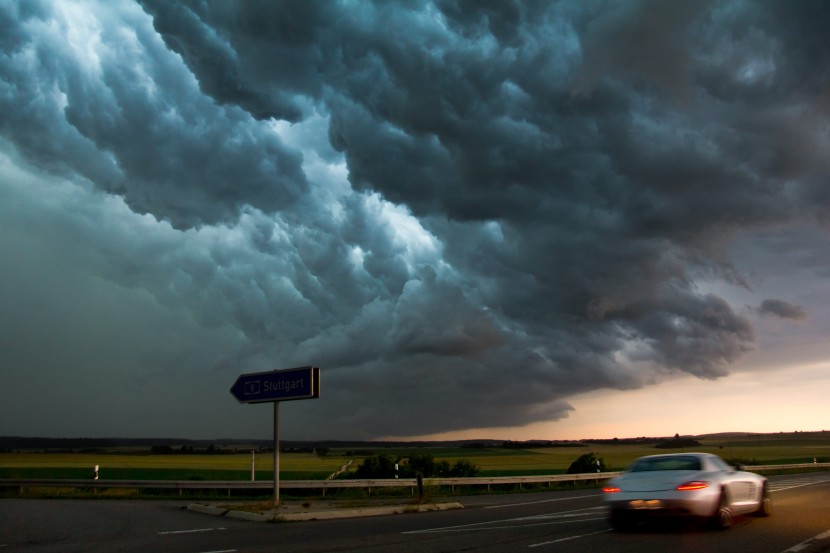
[676,481,708,491]
[603,486,621,493]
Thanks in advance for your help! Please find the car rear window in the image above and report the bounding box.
[629,456,702,472]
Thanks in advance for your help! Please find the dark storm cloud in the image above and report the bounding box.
[2,0,830,439]
[757,299,808,321]
[0,1,307,228]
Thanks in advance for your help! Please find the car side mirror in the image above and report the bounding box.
[734,464,744,471]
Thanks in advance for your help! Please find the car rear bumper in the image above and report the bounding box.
[605,491,718,518]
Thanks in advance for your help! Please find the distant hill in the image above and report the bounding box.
[695,432,761,439]
[2,430,826,452]
[0,436,272,451]
[0,437,119,450]
[0,436,508,452]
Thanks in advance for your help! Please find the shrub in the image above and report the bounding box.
[567,452,608,474]
[352,454,479,478]
[353,454,397,478]
[406,454,436,477]
[449,459,479,477]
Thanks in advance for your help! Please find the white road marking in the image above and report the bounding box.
[515,506,607,522]
[199,550,236,553]
[780,529,830,553]
[157,527,227,535]
[528,529,610,548]
[403,507,605,534]
[770,475,830,493]
[485,493,600,509]
[405,517,608,534]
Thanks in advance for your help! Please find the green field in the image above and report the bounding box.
[356,436,830,476]
[0,452,346,481]
[2,432,829,481]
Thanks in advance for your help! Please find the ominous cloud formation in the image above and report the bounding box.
[1,1,829,439]
[757,299,807,321]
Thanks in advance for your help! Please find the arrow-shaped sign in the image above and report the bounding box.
[230,366,320,404]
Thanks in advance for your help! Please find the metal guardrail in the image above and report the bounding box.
[0,472,621,496]
[2,463,827,497]
[744,462,830,471]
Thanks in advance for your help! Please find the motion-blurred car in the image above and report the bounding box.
[602,452,771,530]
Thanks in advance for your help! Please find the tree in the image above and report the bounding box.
[353,454,397,478]
[406,455,479,477]
[406,454,436,477]
[567,452,608,474]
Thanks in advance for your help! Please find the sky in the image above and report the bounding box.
[1,0,829,442]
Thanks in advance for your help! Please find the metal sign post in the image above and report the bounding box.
[230,366,320,507]
[273,401,280,506]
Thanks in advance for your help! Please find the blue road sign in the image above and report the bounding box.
[230,366,320,404]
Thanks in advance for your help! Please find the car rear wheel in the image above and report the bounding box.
[711,491,733,530]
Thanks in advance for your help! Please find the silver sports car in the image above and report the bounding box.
[602,452,771,530]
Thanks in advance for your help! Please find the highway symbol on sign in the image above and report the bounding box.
[230,366,320,404]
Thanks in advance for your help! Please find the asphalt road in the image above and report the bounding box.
[1,472,828,552]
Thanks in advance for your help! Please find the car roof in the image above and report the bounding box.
[635,452,712,460]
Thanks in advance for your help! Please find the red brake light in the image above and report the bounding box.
[603,486,621,493]
[676,481,708,491]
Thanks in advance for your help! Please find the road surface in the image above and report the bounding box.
[1,472,828,552]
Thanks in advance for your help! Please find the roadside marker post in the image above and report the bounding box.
[230,366,320,506]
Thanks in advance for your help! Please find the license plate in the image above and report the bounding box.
[629,499,664,510]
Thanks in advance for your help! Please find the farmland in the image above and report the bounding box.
[360,432,830,476]
[0,452,343,481]
[1,431,829,482]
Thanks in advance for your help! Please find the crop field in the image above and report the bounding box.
[324,433,830,476]
[1,432,828,481]
[0,452,346,481]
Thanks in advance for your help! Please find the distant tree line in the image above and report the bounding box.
[501,440,586,449]
[654,434,701,449]
[583,437,662,445]
[148,444,331,455]
[150,444,254,455]
[280,446,329,455]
